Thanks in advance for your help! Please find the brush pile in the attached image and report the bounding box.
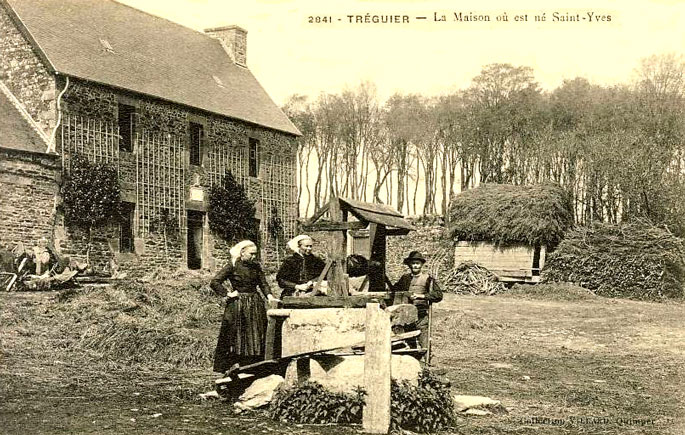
[441,261,506,295]
[543,220,685,300]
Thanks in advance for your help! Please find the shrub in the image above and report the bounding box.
[391,369,457,432]
[268,382,365,424]
[543,220,685,300]
[207,171,258,244]
[62,154,121,229]
[269,369,456,433]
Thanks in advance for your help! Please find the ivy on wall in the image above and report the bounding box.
[207,171,258,244]
[62,154,121,229]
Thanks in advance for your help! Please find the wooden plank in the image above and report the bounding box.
[217,329,420,384]
[301,221,367,232]
[310,258,333,295]
[281,293,390,309]
[363,303,391,434]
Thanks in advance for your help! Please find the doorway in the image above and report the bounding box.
[187,211,204,270]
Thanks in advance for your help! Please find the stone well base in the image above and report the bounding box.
[284,354,422,394]
[280,308,366,357]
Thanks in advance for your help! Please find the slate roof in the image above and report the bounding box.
[4,0,300,136]
[0,91,48,153]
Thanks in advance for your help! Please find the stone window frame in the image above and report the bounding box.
[116,96,140,153]
[248,136,260,178]
[188,114,207,167]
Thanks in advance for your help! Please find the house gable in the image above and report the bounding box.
[4,0,300,136]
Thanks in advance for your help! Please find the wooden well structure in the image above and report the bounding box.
[286,196,415,306]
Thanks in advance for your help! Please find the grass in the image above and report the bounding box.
[1,276,684,434]
[503,282,598,301]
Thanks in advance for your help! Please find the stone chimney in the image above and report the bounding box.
[204,25,247,67]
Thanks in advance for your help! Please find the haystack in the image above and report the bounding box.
[447,184,574,283]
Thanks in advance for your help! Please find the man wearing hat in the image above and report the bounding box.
[394,251,443,354]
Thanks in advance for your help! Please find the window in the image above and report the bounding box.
[120,202,135,253]
[189,122,204,166]
[249,138,259,177]
[118,104,136,152]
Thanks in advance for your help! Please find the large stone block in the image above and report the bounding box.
[281,308,367,356]
[284,354,421,394]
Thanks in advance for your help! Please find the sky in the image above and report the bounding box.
[117,0,685,106]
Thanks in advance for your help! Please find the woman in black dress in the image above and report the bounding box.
[210,240,278,373]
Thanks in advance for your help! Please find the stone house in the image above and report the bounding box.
[0,0,301,274]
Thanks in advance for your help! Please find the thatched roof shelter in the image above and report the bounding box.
[447,184,574,246]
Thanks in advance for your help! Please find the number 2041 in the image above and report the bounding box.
[308,16,332,23]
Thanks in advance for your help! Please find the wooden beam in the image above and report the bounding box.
[281,293,391,309]
[311,258,333,295]
[328,197,346,297]
[305,202,330,225]
[264,300,283,360]
[301,221,367,232]
[385,228,412,236]
[363,303,391,434]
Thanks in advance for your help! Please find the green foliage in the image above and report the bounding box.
[268,382,364,424]
[448,183,574,246]
[269,370,456,433]
[207,171,257,244]
[543,220,685,300]
[62,154,121,229]
[390,369,457,433]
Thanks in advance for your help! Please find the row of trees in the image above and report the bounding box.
[283,54,685,236]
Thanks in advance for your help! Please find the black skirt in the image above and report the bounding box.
[213,292,267,373]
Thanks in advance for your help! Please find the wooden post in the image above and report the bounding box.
[328,197,348,296]
[363,302,391,434]
[264,300,282,360]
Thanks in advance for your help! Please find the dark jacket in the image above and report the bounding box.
[210,259,271,298]
[393,272,443,315]
[276,252,326,297]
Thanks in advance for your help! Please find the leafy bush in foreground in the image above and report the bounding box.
[269,369,456,433]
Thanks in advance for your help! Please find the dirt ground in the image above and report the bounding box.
[1,289,684,434]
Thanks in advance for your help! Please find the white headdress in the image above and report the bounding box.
[287,234,312,253]
[229,240,256,265]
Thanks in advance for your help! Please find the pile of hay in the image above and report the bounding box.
[441,261,506,295]
[55,270,221,368]
[447,183,574,246]
[543,221,685,300]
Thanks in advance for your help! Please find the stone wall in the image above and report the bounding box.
[0,148,60,251]
[57,79,298,274]
[382,218,450,282]
[0,4,55,136]
[0,6,298,274]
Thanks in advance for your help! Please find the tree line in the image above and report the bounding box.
[283,54,685,237]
